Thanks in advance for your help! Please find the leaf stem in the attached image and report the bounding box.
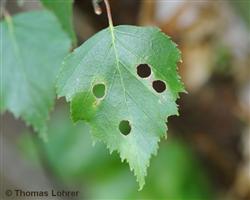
[92,0,114,28]
[2,8,11,21]
[104,0,114,28]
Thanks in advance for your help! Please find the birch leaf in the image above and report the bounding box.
[57,25,184,189]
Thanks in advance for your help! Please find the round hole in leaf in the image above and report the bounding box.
[137,64,151,78]
[152,80,166,93]
[119,120,131,136]
[93,83,106,98]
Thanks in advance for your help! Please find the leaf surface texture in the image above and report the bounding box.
[0,11,71,138]
[57,25,184,189]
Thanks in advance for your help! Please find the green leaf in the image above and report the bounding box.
[40,0,76,45]
[57,25,184,189]
[0,10,71,138]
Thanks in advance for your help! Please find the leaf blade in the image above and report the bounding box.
[40,0,76,45]
[0,10,71,138]
[57,25,184,189]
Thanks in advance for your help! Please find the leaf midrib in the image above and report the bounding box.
[110,26,166,133]
[109,26,132,121]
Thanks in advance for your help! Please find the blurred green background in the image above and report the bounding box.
[19,105,213,199]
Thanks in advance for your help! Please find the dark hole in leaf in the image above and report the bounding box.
[93,83,106,98]
[137,64,151,78]
[152,80,166,93]
[119,120,131,135]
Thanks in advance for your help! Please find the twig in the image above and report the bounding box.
[103,0,113,27]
